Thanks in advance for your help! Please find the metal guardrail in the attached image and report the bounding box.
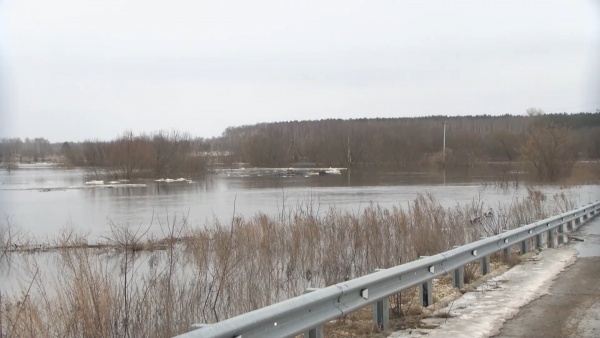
[175,200,600,338]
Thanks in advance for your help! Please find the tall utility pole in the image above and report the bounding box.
[347,135,351,165]
[443,121,447,159]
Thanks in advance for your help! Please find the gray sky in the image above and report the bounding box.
[1,0,599,142]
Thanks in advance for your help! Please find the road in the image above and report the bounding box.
[493,217,600,338]
[389,216,600,338]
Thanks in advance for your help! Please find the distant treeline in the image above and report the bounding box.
[210,112,600,169]
[1,131,212,179]
[1,112,599,180]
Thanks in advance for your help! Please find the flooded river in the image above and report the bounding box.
[1,164,600,326]
[1,164,599,240]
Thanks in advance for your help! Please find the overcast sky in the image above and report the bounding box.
[0,0,599,142]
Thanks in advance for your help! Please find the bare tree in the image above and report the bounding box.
[520,124,577,180]
[106,131,153,180]
[82,140,108,179]
[526,107,544,117]
[1,138,21,172]
[151,130,191,178]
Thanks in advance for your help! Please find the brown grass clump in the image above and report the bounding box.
[504,251,524,267]
[464,261,482,283]
[324,307,385,338]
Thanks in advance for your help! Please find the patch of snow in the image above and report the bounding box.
[389,247,577,338]
[85,180,104,185]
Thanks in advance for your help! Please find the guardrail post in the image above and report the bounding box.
[452,266,464,288]
[419,256,433,307]
[304,288,323,338]
[481,255,490,275]
[520,238,529,254]
[451,246,465,288]
[501,230,510,262]
[558,223,566,245]
[567,220,573,232]
[478,237,491,276]
[373,298,389,330]
[548,227,556,248]
[420,279,433,307]
[372,269,389,331]
[536,232,543,249]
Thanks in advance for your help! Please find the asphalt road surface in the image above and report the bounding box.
[493,218,600,338]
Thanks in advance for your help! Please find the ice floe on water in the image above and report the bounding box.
[81,180,145,188]
[0,182,148,192]
[216,167,346,178]
[154,178,193,183]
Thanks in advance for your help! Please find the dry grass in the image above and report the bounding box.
[0,187,576,337]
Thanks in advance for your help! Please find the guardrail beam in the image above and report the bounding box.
[187,324,207,332]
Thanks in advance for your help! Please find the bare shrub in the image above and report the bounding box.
[520,123,578,181]
[463,261,481,283]
[0,215,30,258]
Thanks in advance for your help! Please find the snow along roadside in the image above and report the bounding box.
[389,247,577,338]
